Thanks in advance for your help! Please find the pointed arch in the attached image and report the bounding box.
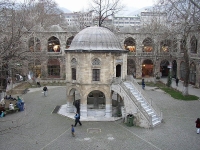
[142,59,153,77]
[190,36,197,54]
[189,62,196,84]
[47,36,60,52]
[124,37,136,52]
[47,59,60,78]
[143,37,153,52]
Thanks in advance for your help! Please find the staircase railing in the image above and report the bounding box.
[112,77,152,125]
[126,76,163,121]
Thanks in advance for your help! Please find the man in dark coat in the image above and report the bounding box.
[176,78,179,86]
[74,112,82,127]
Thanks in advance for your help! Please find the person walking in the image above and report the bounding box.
[142,79,145,90]
[71,124,75,137]
[176,78,179,86]
[74,112,82,127]
[43,86,48,96]
[195,118,200,134]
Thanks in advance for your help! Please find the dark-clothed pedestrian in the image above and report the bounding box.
[176,78,179,86]
[74,112,82,127]
[71,124,75,137]
[195,118,200,134]
[43,86,48,96]
[75,100,80,114]
[142,79,145,90]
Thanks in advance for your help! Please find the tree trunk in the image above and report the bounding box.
[182,36,190,96]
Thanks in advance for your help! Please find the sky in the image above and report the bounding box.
[55,0,155,12]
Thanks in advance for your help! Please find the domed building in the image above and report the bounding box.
[64,26,128,118]
[63,26,162,128]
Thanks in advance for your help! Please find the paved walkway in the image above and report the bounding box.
[0,82,200,150]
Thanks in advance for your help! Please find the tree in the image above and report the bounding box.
[0,0,66,94]
[90,0,124,27]
[156,0,200,95]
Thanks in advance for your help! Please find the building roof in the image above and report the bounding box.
[67,26,126,52]
[48,25,64,32]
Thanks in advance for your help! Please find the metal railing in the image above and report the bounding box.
[125,76,163,120]
[112,76,163,126]
[112,77,152,125]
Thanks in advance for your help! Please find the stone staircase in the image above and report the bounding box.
[123,81,161,127]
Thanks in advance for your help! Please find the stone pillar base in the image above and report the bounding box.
[80,104,87,117]
[66,102,75,113]
[105,104,112,117]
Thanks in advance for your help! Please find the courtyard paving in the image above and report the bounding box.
[0,80,200,150]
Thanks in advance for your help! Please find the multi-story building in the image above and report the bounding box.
[112,15,141,28]
[64,11,93,29]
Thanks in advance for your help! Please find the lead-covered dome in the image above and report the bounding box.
[68,26,125,52]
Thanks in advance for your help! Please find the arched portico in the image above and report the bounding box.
[111,91,124,117]
[66,87,81,113]
[160,59,170,77]
[87,90,106,117]
[172,60,177,78]
[142,59,153,77]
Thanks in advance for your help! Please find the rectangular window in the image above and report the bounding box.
[92,69,100,81]
[48,66,60,78]
[72,68,76,80]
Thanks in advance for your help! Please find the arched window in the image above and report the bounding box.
[47,36,60,52]
[190,36,197,53]
[92,58,101,65]
[71,58,77,65]
[47,59,60,78]
[28,37,41,52]
[160,39,171,52]
[71,58,77,80]
[180,61,186,80]
[127,59,136,77]
[180,39,186,53]
[124,37,136,52]
[172,38,178,52]
[142,59,153,77]
[189,62,196,84]
[66,36,74,49]
[28,60,41,78]
[143,37,153,52]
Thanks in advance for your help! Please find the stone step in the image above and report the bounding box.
[152,120,161,127]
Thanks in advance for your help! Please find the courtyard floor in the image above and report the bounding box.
[0,79,200,150]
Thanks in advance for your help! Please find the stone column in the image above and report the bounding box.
[80,98,87,117]
[176,60,180,79]
[105,97,112,117]
[66,95,74,113]
[195,64,200,88]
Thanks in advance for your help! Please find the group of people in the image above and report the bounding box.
[0,96,25,118]
[71,100,82,137]
[71,112,82,137]
[9,96,25,112]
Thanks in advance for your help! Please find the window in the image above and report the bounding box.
[71,58,77,65]
[92,69,100,81]
[92,58,100,65]
[47,59,60,78]
[48,66,60,77]
[72,68,76,80]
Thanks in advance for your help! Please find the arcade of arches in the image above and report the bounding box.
[25,33,199,87]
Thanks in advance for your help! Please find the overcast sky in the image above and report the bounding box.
[55,0,154,12]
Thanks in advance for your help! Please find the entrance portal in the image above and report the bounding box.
[116,64,121,77]
[87,90,105,117]
[142,59,153,77]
